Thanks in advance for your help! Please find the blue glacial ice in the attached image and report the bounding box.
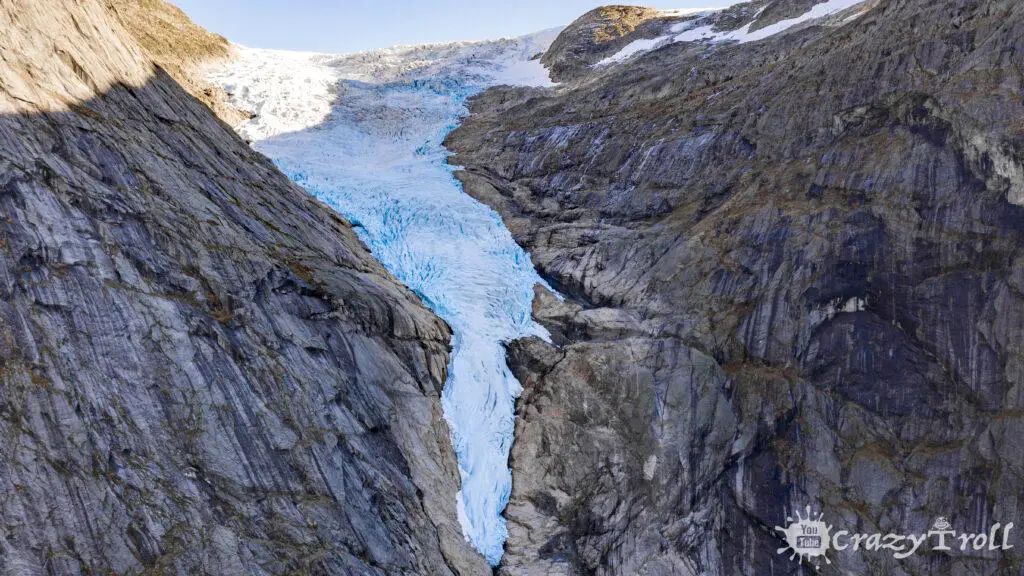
[206,32,560,565]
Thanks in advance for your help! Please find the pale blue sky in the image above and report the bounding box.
[171,1,722,53]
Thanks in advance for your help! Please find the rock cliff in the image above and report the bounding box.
[446,0,1024,574]
[0,0,485,574]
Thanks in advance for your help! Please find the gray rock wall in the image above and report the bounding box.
[0,1,486,574]
[447,0,1024,574]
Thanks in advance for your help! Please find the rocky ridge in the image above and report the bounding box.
[540,5,671,81]
[447,0,1024,574]
[542,0,872,81]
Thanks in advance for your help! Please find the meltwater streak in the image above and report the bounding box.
[208,34,558,565]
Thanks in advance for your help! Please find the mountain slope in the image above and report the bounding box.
[103,0,246,124]
[447,0,1024,574]
[0,1,485,574]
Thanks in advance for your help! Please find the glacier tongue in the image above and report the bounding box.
[206,31,559,565]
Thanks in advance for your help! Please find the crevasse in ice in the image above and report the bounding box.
[206,31,559,565]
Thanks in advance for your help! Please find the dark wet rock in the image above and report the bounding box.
[447,0,1024,574]
[0,1,487,574]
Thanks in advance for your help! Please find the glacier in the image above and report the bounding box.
[205,31,559,565]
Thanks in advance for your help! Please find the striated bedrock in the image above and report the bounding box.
[0,0,486,574]
[447,0,1024,574]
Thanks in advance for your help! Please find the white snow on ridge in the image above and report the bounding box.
[676,0,866,43]
[595,8,719,66]
[206,31,559,566]
[597,0,867,66]
[598,36,669,65]
[657,7,725,17]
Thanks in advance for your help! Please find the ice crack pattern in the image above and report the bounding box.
[207,30,559,565]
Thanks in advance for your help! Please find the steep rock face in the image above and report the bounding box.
[0,1,486,574]
[447,0,1024,574]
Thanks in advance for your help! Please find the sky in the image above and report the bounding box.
[170,0,724,54]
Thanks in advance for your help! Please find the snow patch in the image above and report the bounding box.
[206,30,559,566]
[657,7,724,17]
[725,0,866,43]
[597,36,670,66]
[596,0,867,65]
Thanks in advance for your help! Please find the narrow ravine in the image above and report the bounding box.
[206,32,558,565]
